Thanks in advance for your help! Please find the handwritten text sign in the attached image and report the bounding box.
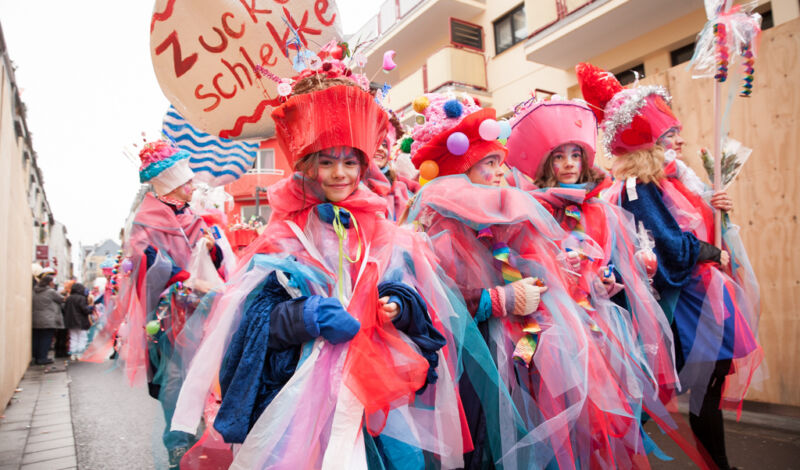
[150,0,341,139]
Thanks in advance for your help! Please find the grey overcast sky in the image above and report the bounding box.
[0,0,381,272]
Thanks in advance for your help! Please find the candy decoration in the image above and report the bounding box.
[714,22,728,82]
[121,259,133,274]
[446,132,469,155]
[419,160,439,180]
[382,50,397,72]
[478,119,501,141]
[412,96,429,114]
[740,44,754,97]
[419,176,430,186]
[277,81,293,97]
[145,320,161,336]
[498,120,512,140]
[443,99,463,118]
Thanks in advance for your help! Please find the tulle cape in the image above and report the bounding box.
[364,162,417,222]
[407,175,660,469]
[516,175,679,392]
[171,174,516,469]
[602,175,762,416]
[82,193,208,385]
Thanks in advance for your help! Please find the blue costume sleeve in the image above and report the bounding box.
[621,182,701,292]
[209,243,224,270]
[215,274,361,443]
[144,245,188,286]
[214,272,298,443]
[379,281,447,394]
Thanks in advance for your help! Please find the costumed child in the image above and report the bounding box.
[505,98,682,442]
[82,140,226,468]
[404,93,652,469]
[577,62,762,470]
[365,111,420,221]
[168,52,503,469]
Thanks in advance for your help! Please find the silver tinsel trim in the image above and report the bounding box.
[601,85,672,155]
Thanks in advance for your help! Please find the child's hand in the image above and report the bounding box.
[710,190,733,212]
[379,296,400,321]
[202,232,215,252]
[720,250,730,269]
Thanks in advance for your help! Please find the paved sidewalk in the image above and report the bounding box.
[0,360,77,470]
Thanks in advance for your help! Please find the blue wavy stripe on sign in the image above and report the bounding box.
[163,124,259,153]
[163,110,259,149]
[162,121,259,151]
[189,156,250,173]
[190,166,244,178]
[165,133,258,159]
[173,141,255,165]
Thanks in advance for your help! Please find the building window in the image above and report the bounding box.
[241,204,271,224]
[760,9,774,30]
[249,149,275,173]
[451,18,483,51]
[670,42,696,67]
[494,4,526,55]
[615,63,645,86]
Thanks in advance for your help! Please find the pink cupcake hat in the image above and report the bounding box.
[506,97,598,181]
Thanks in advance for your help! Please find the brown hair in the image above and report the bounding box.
[291,75,360,96]
[535,146,606,188]
[612,145,666,184]
[294,149,368,178]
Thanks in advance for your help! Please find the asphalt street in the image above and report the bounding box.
[67,359,800,469]
[68,360,168,469]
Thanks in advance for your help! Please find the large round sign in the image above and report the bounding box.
[150,0,341,139]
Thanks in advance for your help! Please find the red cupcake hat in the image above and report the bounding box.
[408,93,507,179]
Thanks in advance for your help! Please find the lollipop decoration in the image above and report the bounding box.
[713,22,728,82]
[740,44,754,97]
[689,0,762,247]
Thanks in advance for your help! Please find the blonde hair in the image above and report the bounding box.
[612,145,666,184]
[535,146,605,188]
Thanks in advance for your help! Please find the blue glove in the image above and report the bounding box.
[303,295,360,344]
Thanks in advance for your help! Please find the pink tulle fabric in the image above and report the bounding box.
[82,193,207,385]
[409,175,663,469]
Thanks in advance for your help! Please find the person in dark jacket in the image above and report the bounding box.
[64,282,93,359]
[31,275,64,365]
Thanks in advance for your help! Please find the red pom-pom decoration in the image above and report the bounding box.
[576,62,624,122]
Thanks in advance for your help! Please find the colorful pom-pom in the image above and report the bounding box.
[400,136,413,154]
[478,119,501,141]
[446,132,469,155]
[498,120,512,140]
[443,99,463,118]
[419,160,439,180]
[412,96,429,114]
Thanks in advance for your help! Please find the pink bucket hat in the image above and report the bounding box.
[506,98,598,180]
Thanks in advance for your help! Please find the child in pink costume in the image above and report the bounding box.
[405,93,654,469]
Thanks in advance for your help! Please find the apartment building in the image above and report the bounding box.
[355,0,798,123]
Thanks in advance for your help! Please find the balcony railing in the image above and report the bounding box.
[245,169,285,176]
[387,46,487,111]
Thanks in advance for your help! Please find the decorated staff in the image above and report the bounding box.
[688,0,762,247]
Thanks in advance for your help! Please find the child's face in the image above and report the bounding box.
[374,138,390,169]
[466,153,505,187]
[165,180,195,203]
[658,128,685,158]
[551,144,583,185]
[312,147,362,202]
